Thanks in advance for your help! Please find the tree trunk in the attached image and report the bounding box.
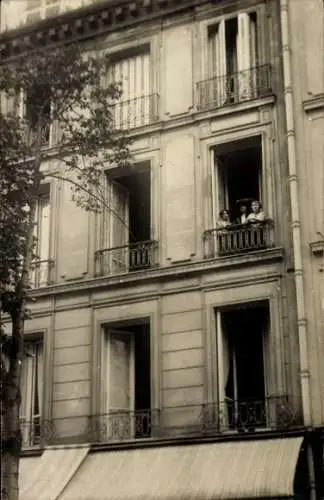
[1,144,42,500]
[1,312,23,500]
[2,395,21,500]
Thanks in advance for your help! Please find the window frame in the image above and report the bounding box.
[204,282,285,409]
[199,4,268,85]
[30,183,53,288]
[20,331,45,447]
[206,129,273,233]
[91,303,160,419]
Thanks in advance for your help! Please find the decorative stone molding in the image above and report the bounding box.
[0,0,209,61]
[310,240,324,256]
[29,246,284,298]
[303,94,324,114]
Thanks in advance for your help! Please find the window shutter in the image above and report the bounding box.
[102,329,135,438]
[109,180,129,274]
[109,51,150,127]
[38,196,50,285]
[20,343,37,444]
[209,21,227,106]
[237,12,258,99]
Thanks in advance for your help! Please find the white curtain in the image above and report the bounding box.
[107,51,150,128]
[36,342,44,419]
[38,197,50,286]
[20,343,36,445]
[209,21,227,106]
[216,311,230,430]
[29,195,50,287]
[102,330,135,439]
[108,180,129,275]
[237,13,257,100]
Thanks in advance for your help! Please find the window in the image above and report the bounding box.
[106,47,158,129]
[100,320,151,441]
[25,84,52,146]
[204,136,274,257]
[198,11,271,109]
[96,164,156,275]
[20,338,44,447]
[213,137,262,220]
[0,85,53,146]
[30,187,51,288]
[215,302,271,431]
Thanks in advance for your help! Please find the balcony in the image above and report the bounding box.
[113,93,160,130]
[42,396,300,446]
[203,220,274,259]
[95,240,158,277]
[29,259,54,288]
[197,64,272,111]
[20,416,45,448]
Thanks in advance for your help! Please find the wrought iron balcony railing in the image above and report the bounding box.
[197,64,272,111]
[203,220,274,258]
[95,240,158,277]
[113,93,160,130]
[20,416,45,448]
[43,397,300,446]
[29,259,54,288]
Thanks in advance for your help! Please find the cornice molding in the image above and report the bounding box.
[0,0,210,61]
[310,240,324,256]
[303,94,324,115]
[29,247,284,298]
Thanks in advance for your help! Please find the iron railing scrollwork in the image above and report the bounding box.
[95,240,158,277]
[113,93,160,130]
[197,64,272,111]
[34,397,300,447]
[29,259,55,288]
[203,220,274,258]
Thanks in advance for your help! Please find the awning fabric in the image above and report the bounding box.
[58,437,303,500]
[20,446,89,500]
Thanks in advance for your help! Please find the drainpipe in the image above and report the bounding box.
[279,0,312,428]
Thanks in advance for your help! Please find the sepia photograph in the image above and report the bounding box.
[0,0,323,499]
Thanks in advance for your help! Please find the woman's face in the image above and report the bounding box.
[222,211,229,221]
[251,201,260,213]
[240,205,247,214]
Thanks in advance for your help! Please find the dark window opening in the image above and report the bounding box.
[116,168,151,244]
[26,84,51,144]
[218,302,269,430]
[215,137,262,222]
[225,17,238,75]
[101,164,154,274]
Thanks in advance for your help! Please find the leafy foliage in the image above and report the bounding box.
[0,43,132,488]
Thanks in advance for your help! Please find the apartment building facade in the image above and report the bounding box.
[0,0,323,498]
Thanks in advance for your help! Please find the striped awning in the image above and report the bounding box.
[19,446,89,500]
[58,437,303,500]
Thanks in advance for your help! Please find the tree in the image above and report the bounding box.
[0,44,131,500]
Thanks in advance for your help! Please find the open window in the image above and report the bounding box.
[30,184,51,288]
[25,83,52,145]
[213,136,262,222]
[20,337,44,447]
[100,319,151,441]
[199,10,270,109]
[203,135,274,257]
[215,302,272,431]
[98,163,155,275]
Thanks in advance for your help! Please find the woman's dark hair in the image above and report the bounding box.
[219,209,229,219]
